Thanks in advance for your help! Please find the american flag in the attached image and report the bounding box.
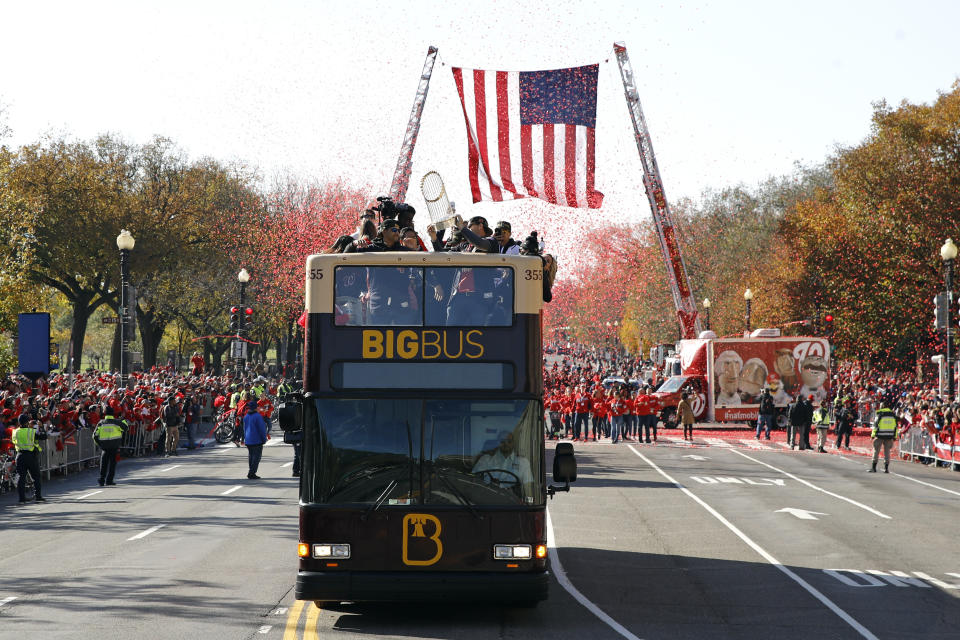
[451,64,604,209]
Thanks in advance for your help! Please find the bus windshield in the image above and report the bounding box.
[307,398,543,507]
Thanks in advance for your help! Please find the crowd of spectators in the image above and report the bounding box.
[0,365,284,461]
[542,340,958,459]
[828,362,959,455]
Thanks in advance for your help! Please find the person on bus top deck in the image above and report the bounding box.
[356,219,420,325]
[400,227,422,251]
[471,429,534,492]
[350,206,376,240]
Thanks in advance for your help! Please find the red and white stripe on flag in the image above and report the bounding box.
[451,66,603,209]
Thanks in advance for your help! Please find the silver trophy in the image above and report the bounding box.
[420,171,458,231]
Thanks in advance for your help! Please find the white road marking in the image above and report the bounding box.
[221,485,243,495]
[546,510,642,640]
[258,625,272,634]
[912,571,959,589]
[160,465,182,472]
[891,472,960,497]
[629,445,879,640]
[823,569,885,587]
[729,449,891,519]
[127,524,166,541]
[265,438,282,446]
[281,461,294,468]
[704,438,732,448]
[739,439,768,450]
[868,570,930,588]
[776,507,828,520]
[664,437,692,446]
[0,597,16,607]
[271,607,288,615]
[77,490,102,500]
[682,454,710,461]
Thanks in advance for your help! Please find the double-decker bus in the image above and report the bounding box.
[281,251,577,607]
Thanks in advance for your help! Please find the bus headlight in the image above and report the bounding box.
[313,543,351,559]
[494,544,532,560]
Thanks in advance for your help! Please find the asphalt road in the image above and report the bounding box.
[1,437,958,640]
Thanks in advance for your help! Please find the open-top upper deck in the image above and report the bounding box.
[305,252,545,317]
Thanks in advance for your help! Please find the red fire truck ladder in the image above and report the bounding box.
[613,42,702,339]
[388,46,439,202]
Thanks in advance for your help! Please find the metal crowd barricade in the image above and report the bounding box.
[40,427,100,479]
[898,427,934,463]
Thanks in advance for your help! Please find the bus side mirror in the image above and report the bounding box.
[278,400,303,431]
[549,443,577,498]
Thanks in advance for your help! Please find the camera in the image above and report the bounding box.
[520,231,541,256]
[374,196,416,222]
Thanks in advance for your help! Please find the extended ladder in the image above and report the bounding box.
[613,42,702,339]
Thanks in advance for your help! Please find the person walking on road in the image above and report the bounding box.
[799,395,815,449]
[756,387,775,440]
[813,403,831,452]
[162,396,182,456]
[94,408,127,486]
[834,398,855,450]
[678,392,695,441]
[788,394,814,450]
[243,399,268,479]
[869,403,899,473]
[12,415,47,503]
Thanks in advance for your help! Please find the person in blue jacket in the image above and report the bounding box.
[243,399,268,479]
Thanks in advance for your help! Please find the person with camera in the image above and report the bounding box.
[493,221,522,254]
[12,415,47,503]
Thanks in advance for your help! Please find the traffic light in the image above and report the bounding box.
[823,313,835,338]
[230,306,240,333]
[934,293,948,330]
[242,307,253,334]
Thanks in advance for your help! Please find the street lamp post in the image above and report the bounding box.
[744,288,754,335]
[116,229,135,388]
[702,298,711,331]
[237,268,250,374]
[941,239,957,401]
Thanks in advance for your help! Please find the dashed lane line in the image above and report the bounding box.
[0,597,16,607]
[729,449,891,519]
[281,462,294,468]
[127,524,165,541]
[546,509,643,640]
[77,490,103,500]
[221,485,243,496]
[627,445,879,640]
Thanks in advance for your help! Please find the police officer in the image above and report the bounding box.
[813,403,832,453]
[12,415,47,503]
[869,403,899,473]
[94,408,127,486]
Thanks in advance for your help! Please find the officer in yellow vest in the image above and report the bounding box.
[869,404,899,473]
[94,408,127,486]
[813,405,832,453]
[12,415,47,503]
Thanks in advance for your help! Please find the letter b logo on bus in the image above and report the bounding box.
[402,513,443,566]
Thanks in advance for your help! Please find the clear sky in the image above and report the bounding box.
[3,0,959,243]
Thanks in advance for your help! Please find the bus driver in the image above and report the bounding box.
[471,430,534,496]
